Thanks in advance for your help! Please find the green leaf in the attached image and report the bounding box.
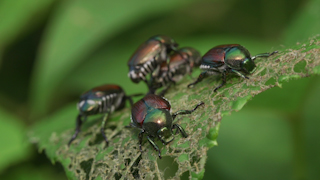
[284,0,320,44]
[203,76,320,180]
[0,0,55,47]
[0,107,31,172]
[1,163,68,180]
[302,77,320,179]
[246,77,313,113]
[30,35,320,179]
[205,108,293,180]
[30,0,193,117]
[0,48,3,68]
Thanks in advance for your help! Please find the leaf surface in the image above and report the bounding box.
[30,35,320,179]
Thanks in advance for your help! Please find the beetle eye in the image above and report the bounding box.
[241,58,256,74]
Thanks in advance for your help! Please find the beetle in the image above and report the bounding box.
[128,94,204,159]
[68,84,142,146]
[148,47,201,95]
[127,35,179,85]
[187,44,278,91]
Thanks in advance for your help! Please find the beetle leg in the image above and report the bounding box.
[147,88,156,95]
[68,114,85,146]
[158,83,172,97]
[231,69,248,79]
[214,70,227,92]
[158,134,175,145]
[168,72,176,85]
[100,113,110,146]
[138,130,145,152]
[171,101,204,120]
[143,79,149,86]
[147,136,162,159]
[126,96,134,106]
[251,51,278,61]
[187,71,208,88]
[144,78,157,95]
[172,124,188,138]
[147,77,157,94]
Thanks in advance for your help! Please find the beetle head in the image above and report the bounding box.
[77,98,100,115]
[157,127,174,145]
[241,58,256,74]
[128,70,142,83]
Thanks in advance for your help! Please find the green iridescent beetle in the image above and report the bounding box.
[188,44,277,91]
[128,94,204,159]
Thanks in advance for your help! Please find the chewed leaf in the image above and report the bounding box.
[29,35,320,179]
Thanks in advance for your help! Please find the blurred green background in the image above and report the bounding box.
[0,0,319,179]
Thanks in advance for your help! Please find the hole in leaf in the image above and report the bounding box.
[157,156,178,178]
[125,158,131,166]
[111,150,118,159]
[88,133,104,146]
[114,173,122,180]
[95,163,106,168]
[190,152,201,166]
[181,171,190,179]
[130,155,142,179]
[258,68,267,76]
[107,125,117,131]
[83,131,93,137]
[294,60,307,73]
[80,158,94,180]
[265,77,276,86]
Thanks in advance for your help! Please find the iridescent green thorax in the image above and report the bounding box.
[225,45,256,74]
[241,58,256,74]
[142,108,173,138]
[225,47,247,61]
